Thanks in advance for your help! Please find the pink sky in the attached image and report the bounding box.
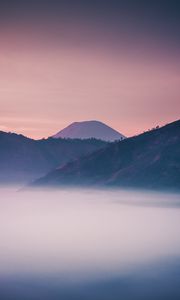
[0,24,179,139]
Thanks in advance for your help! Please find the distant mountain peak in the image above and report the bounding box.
[52,120,126,142]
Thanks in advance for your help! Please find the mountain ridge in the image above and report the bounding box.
[33,119,180,191]
[0,131,107,183]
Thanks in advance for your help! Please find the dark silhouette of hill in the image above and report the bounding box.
[34,120,180,191]
[0,132,107,183]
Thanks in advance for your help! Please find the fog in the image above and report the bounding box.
[0,186,180,299]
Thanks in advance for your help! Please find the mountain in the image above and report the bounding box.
[0,132,107,183]
[52,120,126,141]
[33,120,180,191]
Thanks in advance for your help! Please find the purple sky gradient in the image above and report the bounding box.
[0,1,179,138]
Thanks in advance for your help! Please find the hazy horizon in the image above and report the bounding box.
[2,118,179,140]
[1,2,180,299]
[0,0,180,139]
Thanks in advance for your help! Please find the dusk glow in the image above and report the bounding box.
[0,1,179,138]
[0,2,180,300]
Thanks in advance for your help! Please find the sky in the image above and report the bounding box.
[0,0,180,139]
